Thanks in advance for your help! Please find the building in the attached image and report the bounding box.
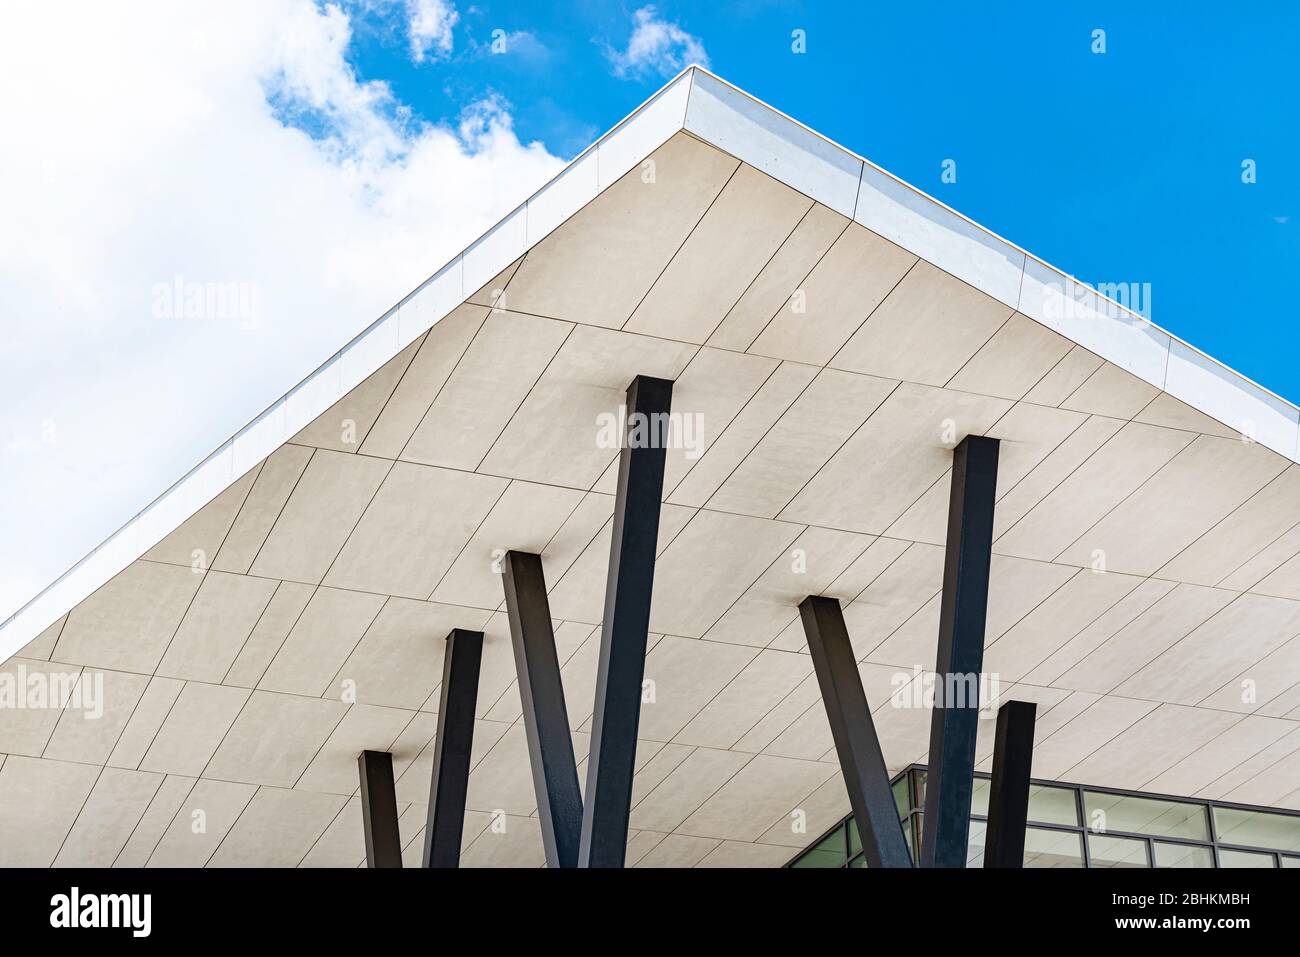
[3,67,1300,869]
[790,766,1300,868]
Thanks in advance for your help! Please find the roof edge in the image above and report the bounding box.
[681,67,1298,457]
[0,67,697,656]
[3,65,1296,658]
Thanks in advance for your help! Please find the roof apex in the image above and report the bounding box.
[3,67,1296,657]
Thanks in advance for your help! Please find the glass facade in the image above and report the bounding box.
[787,765,1300,868]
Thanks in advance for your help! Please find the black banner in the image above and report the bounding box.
[0,866,1281,943]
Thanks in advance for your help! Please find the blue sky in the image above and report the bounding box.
[0,0,1296,625]
[349,0,1299,396]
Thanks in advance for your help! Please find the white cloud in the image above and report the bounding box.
[608,5,709,79]
[407,0,458,62]
[0,0,562,622]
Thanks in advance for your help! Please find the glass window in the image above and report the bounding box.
[1024,827,1084,868]
[1029,785,1079,826]
[1218,848,1276,868]
[1213,806,1300,852]
[969,780,1074,824]
[1088,834,1151,867]
[791,767,1300,869]
[892,774,912,819]
[791,824,846,868]
[1084,792,1209,841]
[966,820,986,867]
[1154,842,1214,868]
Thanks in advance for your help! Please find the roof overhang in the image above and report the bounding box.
[5,65,1297,657]
[6,67,1300,868]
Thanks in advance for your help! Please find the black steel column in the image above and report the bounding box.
[422,628,484,868]
[800,595,913,868]
[357,749,402,868]
[502,550,583,868]
[579,374,673,868]
[984,699,1037,868]
[921,434,1000,868]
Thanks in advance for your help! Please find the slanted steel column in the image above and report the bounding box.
[502,550,583,868]
[422,628,484,868]
[921,434,1000,868]
[579,374,673,868]
[357,749,402,868]
[800,595,913,868]
[984,699,1037,868]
